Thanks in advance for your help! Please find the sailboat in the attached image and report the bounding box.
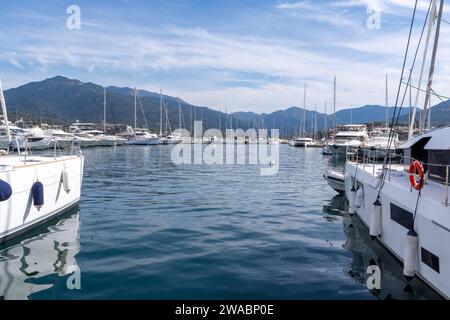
[127,88,161,145]
[0,80,84,242]
[344,0,450,298]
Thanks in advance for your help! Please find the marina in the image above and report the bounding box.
[1,0,450,305]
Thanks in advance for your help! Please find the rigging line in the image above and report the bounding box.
[401,80,450,100]
[378,0,421,196]
[136,93,149,129]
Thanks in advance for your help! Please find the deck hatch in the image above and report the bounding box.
[421,247,440,273]
[390,203,414,230]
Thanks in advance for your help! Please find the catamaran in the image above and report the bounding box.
[344,0,450,298]
[0,80,85,243]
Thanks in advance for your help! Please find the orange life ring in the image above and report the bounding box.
[409,160,425,191]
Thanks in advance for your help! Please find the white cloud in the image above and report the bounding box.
[9,58,23,69]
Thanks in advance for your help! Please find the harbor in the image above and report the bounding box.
[0,0,450,306]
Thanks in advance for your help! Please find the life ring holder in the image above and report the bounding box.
[409,160,425,191]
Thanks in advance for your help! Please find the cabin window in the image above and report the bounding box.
[390,203,414,230]
[421,247,440,273]
[428,150,450,183]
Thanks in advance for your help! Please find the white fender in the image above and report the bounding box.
[403,229,418,281]
[348,186,356,214]
[62,166,71,193]
[355,186,364,208]
[369,199,382,239]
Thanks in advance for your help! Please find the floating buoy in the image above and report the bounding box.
[348,185,356,215]
[0,179,12,202]
[370,198,382,239]
[32,181,44,211]
[403,229,418,281]
[355,186,364,208]
[62,166,71,193]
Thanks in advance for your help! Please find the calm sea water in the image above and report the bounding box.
[0,145,441,300]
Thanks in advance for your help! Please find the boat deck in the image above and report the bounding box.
[352,162,449,208]
[0,155,80,171]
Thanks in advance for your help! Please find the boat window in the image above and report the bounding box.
[390,203,414,230]
[428,150,450,183]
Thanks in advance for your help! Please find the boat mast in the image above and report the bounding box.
[385,74,388,127]
[409,0,437,138]
[134,88,137,129]
[103,87,107,133]
[302,81,306,137]
[159,89,163,136]
[333,76,337,134]
[178,100,182,132]
[420,0,443,134]
[324,101,328,137]
[0,81,11,143]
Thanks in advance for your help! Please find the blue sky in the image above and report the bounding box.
[0,0,449,113]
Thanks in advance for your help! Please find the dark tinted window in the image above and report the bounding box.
[428,150,450,183]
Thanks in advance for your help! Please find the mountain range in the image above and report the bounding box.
[3,76,449,137]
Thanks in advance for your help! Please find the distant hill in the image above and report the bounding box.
[3,76,449,137]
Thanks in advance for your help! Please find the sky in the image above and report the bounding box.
[0,0,449,113]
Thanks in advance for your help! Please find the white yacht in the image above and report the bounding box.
[345,127,450,298]
[45,129,76,150]
[329,125,369,156]
[361,129,400,160]
[0,80,85,243]
[291,137,314,148]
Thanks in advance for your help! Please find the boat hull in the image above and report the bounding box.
[345,162,450,299]
[0,155,84,243]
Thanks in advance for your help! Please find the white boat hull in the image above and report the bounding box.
[0,155,84,242]
[345,162,450,299]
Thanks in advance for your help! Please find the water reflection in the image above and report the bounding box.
[0,209,80,300]
[323,194,441,300]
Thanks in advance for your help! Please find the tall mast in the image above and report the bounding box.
[409,0,437,138]
[385,74,388,127]
[333,76,337,133]
[302,81,307,137]
[0,81,11,143]
[420,0,444,134]
[103,87,107,133]
[178,100,182,132]
[134,88,137,129]
[159,89,163,136]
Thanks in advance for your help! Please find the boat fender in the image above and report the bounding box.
[62,166,71,193]
[369,198,382,239]
[355,186,364,208]
[0,179,12,202]
[403,229,418,281]
[32,181,44,211]
[348,185,356,215]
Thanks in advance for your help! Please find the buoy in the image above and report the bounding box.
[403,229,418,281]
[62,166,71,193]
[355,186,364,208]
[348,185,356,215]
[370,198,382,239]
[32,181,44,211]
[0,179,12,202]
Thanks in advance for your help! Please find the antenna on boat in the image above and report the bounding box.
[302,81,307,137]
[420,0,444,134]
[0,80,11,144]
